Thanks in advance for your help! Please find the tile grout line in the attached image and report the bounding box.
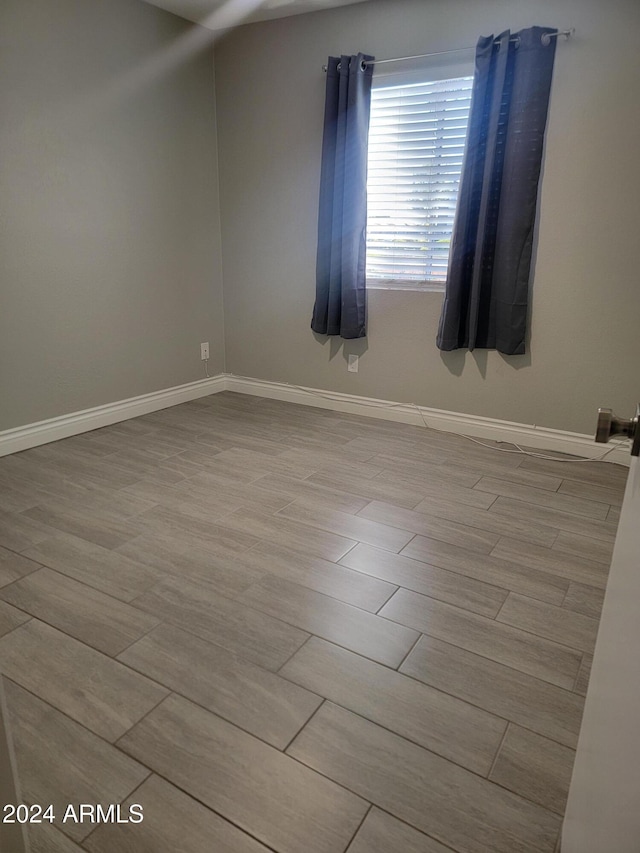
[370,807,463,853]
[376,595,591,670]
[373,582,400,615]
[279,697,328,755]
[274,632,315,676]
[487,721,510,779]
[572,652,587,693]
[392,629,424,672]
[395,660,583,750]
[276,633,583,753]
[492,592,511,622]
[78,773,153,849]
[343,803,373,852]
[282,700,564,842]
[109,616,164,660]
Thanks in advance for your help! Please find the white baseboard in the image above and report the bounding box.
[226,374,631,466]
[0,371,629,465]
[0,376,226,457]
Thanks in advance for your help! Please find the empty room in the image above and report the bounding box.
[1,0,639,851]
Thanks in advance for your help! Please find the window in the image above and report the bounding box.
[366,66,473,291]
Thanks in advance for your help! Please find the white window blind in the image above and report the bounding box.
[366,74,473,288]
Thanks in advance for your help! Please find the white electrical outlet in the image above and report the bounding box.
[348,354,359,373]
[200,342,210,360]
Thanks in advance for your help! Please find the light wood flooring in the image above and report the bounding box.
[0,392,627,853]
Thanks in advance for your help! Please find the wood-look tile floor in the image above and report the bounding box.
[0,392,627,853]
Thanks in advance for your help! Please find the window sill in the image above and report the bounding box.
[367,280,446,293]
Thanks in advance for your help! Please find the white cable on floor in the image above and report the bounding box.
[264,379,630,466]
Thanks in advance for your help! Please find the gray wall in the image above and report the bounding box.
[215,0,640,434]
[0,0,224,431]
[3,0,638,438]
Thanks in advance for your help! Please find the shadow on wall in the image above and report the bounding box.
[312,327,533,381]
[440,347,532,379]
[311,332,370,365]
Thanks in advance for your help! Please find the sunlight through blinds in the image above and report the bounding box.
[366,75,473,286]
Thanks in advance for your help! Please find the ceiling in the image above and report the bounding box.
[140,0,372,30]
